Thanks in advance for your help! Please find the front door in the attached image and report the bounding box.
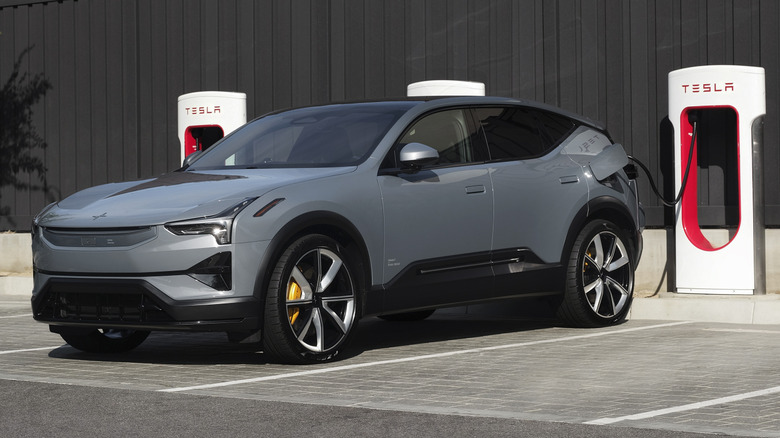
[378,109,494,311]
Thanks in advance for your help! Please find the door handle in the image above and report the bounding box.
[465,185,486,194]
[559,175,580,184]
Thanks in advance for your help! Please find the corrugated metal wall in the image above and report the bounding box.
[0,0,778,230]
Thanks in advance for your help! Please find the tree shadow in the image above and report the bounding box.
[0,46,52,227]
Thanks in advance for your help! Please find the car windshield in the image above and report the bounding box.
[188,102,415,170]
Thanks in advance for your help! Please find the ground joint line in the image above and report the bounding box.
[586,385,780,425]
[160,321,692,393]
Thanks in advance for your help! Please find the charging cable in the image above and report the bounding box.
[627,114,698,207]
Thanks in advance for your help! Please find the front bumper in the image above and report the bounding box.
[32,276,261,332]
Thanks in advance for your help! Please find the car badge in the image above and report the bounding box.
[92,212,108,221]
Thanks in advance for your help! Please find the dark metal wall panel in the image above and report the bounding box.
[73,1,91,191]
[343,0,364,101]
[165,0,185,169]
[88,1,107,187]
[383,0,405,99]
[1,0,779,230]
[310,0,330,104]
[27,4,46,218]
[120,0,139,182]
[253,0,273,116]
[0,9,15,224]
[363,0,384,99]
[760,0,780,225]
[57,2,76,203]
[236,0,255,113]
[40,3,60,215]
[291,0,312,107]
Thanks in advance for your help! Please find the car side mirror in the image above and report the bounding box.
[399,142,439,170]
[182,150,204,168]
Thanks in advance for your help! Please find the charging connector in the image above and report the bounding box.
[628,116,697,207]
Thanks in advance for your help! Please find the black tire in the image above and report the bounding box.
[378,309,436,322]
[60,329,150,353]
[263,234,361,364]
[556,220,635,327]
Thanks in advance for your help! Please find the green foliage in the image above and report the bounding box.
[0,47,51,194]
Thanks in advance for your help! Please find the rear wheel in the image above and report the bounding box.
[557,220,634,327]
[59,328,150,353]
[263,234,360,364]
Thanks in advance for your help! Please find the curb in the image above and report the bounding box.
[631,292,780,325]
[0,275,32,298]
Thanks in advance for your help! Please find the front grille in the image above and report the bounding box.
[36,281,174,324]
[42,226,156,248]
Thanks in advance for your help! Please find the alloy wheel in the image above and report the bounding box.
[581,230,632,319]
[285,247,356,353]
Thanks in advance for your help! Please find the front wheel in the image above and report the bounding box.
[557,220,635,327]
[263,234,360,364]
[59,328,150,353]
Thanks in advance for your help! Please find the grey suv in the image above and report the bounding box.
[32,96,644,363]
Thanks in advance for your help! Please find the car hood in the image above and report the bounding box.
[36,168,354,228]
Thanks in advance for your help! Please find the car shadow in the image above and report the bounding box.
[341,298,559,359]
[47,298,561,366]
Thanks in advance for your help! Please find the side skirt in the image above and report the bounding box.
[364,249,563,317]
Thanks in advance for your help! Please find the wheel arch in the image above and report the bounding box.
[561,196,641,267]
[253,210,372,303]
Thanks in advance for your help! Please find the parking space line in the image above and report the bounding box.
[704,328,780,334]
[160,321,693,393]
[0,346,62,355]
[0,314,32,319]
[585,385,780,425]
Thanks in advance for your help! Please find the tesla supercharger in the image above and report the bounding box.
[178,91,247,164]
[669,65,766,295]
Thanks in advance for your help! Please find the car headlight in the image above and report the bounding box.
[165,197,256,245]
[32,202,57,235]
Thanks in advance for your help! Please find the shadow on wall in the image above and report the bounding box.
[0,46,52,227]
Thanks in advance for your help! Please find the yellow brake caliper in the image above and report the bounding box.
[287,281,302,325]
[584,247,592,273]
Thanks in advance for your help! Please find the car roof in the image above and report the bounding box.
[412,95,607,131]
[256,96,607,132]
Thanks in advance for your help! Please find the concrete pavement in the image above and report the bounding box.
[2,293,780,437]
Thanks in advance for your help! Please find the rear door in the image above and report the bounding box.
[474,106,588,294]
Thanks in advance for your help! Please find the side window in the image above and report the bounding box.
[398,109,486,165]
[536,110,576,145]
[475,107,545,160]
[475,107,575,160]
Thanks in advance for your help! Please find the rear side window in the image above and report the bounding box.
[474,107,575,160]
[536,110,576,144]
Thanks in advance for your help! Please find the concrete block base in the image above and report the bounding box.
[631,293,780,325]
[0,275,33,297]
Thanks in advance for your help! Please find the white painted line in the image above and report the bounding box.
[160,321,693,393]
[704,328,780,334]
[0,314,31,319]
[586,385,780,425]
[0,346,62,355]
